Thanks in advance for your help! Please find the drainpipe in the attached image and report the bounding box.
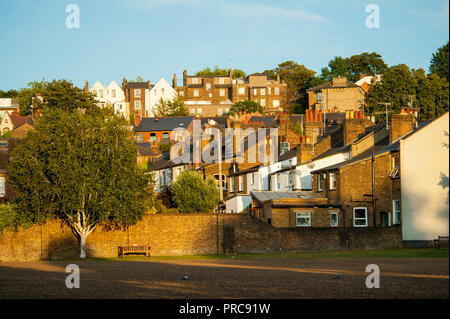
[372,148,376,227]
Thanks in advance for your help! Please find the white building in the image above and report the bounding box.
[89,81,127,118]
[144,78,178,117]
[0,98,19,120]
[400,112,449,242]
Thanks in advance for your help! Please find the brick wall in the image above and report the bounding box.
[0,213,402,262]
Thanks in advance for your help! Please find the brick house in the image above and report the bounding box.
[123,78,151,119]
[0,111,33,137]
[0,139,21,203]
[173,69,288,116]
[306,77,366,113]
[134,116,195,144]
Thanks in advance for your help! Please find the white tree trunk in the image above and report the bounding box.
[79,234,86,259]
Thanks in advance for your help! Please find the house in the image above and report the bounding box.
[306,77,366,113]
[0,139,21,203]
[134,116,195,144]
[87,80,127,118]
[0,111,33,137]
[123,78,152,119]
[355,74,382,93]
[249,191,340,227]
[397,112,449,244]
[0,98,19,120]
[144,78,178,117]
[173,69,288,116]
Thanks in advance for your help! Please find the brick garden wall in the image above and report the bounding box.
[0,213,402,262]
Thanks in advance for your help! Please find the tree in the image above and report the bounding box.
[229,100,264,115]
[195,66,246,79]
[8,107,153,258]
[413,69,449,120]
[136,76,144,82]
[40,79,97,112]
[0,89,19,99]
[169,170,219,213]
[430,41,449,81]
[154,96,189,117]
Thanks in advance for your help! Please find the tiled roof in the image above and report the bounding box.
[306,79,361,92]
[249,116,277,127]
[10,114,33,128]
[136,116,195,132]
[250,191,320,203]
[124,82,149,89]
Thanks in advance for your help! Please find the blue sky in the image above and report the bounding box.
[0,0,448,90]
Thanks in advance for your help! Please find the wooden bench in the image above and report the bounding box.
[433,236,449,249]
[118,245,151,257]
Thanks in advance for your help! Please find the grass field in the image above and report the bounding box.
[65,247,449,262]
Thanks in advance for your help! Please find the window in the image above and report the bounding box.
[194,90,199,97]
[273,100,280,107]
[268,87,271,94]
[296,212,311,227]
[288,172,293,186]
[239,87,245,95]
[0,176,5,197]
[330,212,339,227]
[134,89,141,97]
[149,133,156,142]
[329,173,337,190]
[206,83,211,90]
[225,108,230,114]
[218,108,223,116]
[260,99,265,106]
[389,156,399,178]
[134,100,141,109]
[161,88,165,95]
[353,207,368,227]
[239,176,244,191]
[163,132,169,139]
[318,174,324,192]
[392,200,400,225]
[260,89,265,95]
[197,108,202,115]
[189,108,195,115]
[137,133,143,143]
[276,174,281,190]
[111,89,116,98]
[192,78,198,84]
[220,89,225,97]
[275,87,280,95]
[219,78,225,84]
[280,141,290,155]
[229,177,235,192]
[214,174,227,190]
[251,173,255,185]
[253,89,257,96]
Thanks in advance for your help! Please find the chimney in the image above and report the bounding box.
[276,73,280,83]
[173,73,177,88]
[183,70,187,86]
[84,80,89,92]
[135,114,141,128]
[122,77,127,89]
[147,81,151,89]
[389,112,414,144]
[229,67,233,78]
[343,117,374,145]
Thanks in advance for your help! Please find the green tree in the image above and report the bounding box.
[136,76,144,82]
[40,79,97,112]
[169,170,219,213]
[229,100,264,115]
[346,52,387,81]
[0,89,19,99]
[8,107,153,258]
[154,96,189,117]
[195,66,246,79]
[413,69,449,120]
[430,41,449,81]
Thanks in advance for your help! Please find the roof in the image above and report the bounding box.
[230,165,261,176]
[248,72,266,77]
[124,82,149,89]
[10,114,33,128]
[137,143,159,156]
[136,116,195,132]
[250,191,322,203]
[278,145,299,162]
[306,79,362,92]
[200,116,228,127]
[249,116,277,127]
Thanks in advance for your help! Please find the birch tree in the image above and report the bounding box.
[8,107,153,258]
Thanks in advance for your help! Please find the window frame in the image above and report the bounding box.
[329,172,337,190]
[392,200,400,225]
[296,212,311,227]
[330,211,339,227]
[353,207,368,227]
[134,89,141,97]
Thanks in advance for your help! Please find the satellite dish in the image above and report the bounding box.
[307,162,315,169]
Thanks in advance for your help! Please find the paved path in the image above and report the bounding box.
[0,257,448,298]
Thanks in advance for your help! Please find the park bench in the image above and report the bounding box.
[118,245,151,257]
[433,236,449,249]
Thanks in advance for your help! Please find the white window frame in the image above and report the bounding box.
[134,89,141,97]
[134,100,141,109]
[280,141,290,155]
[296,212,311,227]
[260,88,265,95]
[197,108,202,115]
[389,156,399,178]
[268,87,271,94]
[353,207,368,227]
[330,211,339,227]
[229,177,234,192]
[318,174,324,192]
[218,108,223,116]
[288,172,293,186]
[192,78,198,84]
[274,87,280,95]
[329,172,336,190]
[239,87,245,95]
[260,99,265,106]
[253,89,257,96]
[392,200,400,225]
[239,175,244,191]
[0,176,5,197]
[193,90,199,97]
[214,174,227,190]
[273,100,280,107]
[220,89,225,97]
[219,77,225,84]
[189,108,195,115]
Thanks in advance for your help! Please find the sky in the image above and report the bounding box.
[0,0,448,90]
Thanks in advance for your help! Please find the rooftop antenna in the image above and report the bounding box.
[376,102,392,129]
